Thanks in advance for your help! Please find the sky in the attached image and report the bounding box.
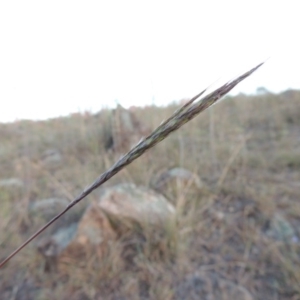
[0,1,299,123]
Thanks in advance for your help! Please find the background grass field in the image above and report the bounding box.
[1,90,300,299]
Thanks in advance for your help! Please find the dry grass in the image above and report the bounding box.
[0,64,262,267]
[1,88,300,299]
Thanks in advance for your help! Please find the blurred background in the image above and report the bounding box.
[1,1,300,300]
[0,0,299,122]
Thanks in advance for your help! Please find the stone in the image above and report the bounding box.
[151,167,205,197]
[265,213,299,243]
[36,183,175,272]
[29,197,84,237]
[37,223,78,258]
[151,167,203,189]
[75,203,117,247]
[217,279,253,300]
[0,178,24,188]
[29,198,69,220]
[176,272,253,300]
[98,183,176,231]
[108,104,151,153]
[37,202,117,271]
[41,149,62,165]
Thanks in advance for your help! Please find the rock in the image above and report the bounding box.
[0,178,24,188]
[109,104,151,153]
[151,168,205,198]
[29,197,84,237]
[218,279,253,300]
[98,183,176,231]
[36,183,175,272]
[37,223,78,272]
[265,213,299,243]
[75,203,117,247]
[29,198,69,219]
[41,149,62,165]
[176,272,253,300]
[37,223,78,258]
[13,278,42,300]
[152,167,203,190]
[37,202,117,271]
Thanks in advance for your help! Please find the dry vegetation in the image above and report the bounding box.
[1,89,300,299]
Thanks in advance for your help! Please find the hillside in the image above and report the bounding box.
[1,90,300,299]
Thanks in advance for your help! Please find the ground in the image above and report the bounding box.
[0,90,300,299]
